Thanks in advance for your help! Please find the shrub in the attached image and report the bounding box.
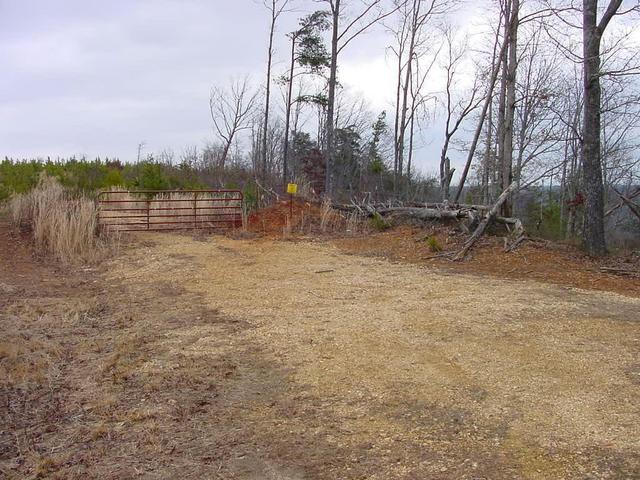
[425,235,443,252]
[369,213,390,231]
[134,162,172,190]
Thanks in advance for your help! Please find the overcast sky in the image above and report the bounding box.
[1,0,486,174]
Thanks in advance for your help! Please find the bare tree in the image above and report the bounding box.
[454,7,510,203]
[581,0,638,255]
[261,0,292,185]
[319,0,405,196]
[500,0,520,216]
[390,0,449,195]
[438,25,482,200]
[209,77,259,168]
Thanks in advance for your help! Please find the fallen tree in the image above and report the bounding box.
[332,184,525,260]
[453,181,519,260]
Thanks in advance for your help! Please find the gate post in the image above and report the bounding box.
[193,192,198,229]
[146,200,150,230]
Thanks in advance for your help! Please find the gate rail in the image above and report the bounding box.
[97,189,243,232]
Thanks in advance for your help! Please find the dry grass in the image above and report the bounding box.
[319,198,342,232]
[9,176,117,263]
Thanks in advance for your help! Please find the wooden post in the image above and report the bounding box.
[146,200,150,230]
[193,192,198,229]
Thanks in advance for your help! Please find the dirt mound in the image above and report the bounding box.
[247,199,325,236]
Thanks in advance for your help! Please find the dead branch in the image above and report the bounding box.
[605,186,640,217]
[612,187,640,221]
[453,181,518,261]
[254,178,280,203]
[600,266,640,278]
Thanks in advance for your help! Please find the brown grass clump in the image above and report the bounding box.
[9,175,117,263]
[319,198,342,232]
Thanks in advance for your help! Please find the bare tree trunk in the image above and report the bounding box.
[496,0,510,202]
[581,0,620,256]
[482,99,493,205]
[501,0,519,217]
[407,98,416,184]
[262,3,277,184]
[454,19,509,203]
[393,16,405,194]
[282,33,296,190]
[325,0,340,196]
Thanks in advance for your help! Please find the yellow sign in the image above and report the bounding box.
[287,183,298,195]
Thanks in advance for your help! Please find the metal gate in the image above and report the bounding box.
[97,189,243,232]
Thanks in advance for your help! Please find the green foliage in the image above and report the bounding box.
[368,112,387,159]
[334,126,363,192]
[525,196,565,240]
[369,213,391,231]
[366,112,389,176]
[369,158,385,175]
[425,235,443,252]
[0,158,43,194]
[296,11,331,74]
[133,162,172,190]
[0,157,243,200]
[0,183,11,202]
[242,181,258,211]
[104,168,124,187]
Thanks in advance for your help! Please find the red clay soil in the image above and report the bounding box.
[247,199,324,236]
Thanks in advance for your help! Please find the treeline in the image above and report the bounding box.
[0,156,255,203]
[3,155,637,248]
[0,143,439,209]
[210,0,640,255]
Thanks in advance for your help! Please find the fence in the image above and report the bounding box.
[97,189,243,232]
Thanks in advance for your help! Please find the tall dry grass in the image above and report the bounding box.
[319,198,343,232]
[10,176,115,263]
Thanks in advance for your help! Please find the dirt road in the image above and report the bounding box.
[2,227,640,479]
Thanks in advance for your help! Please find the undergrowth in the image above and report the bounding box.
[425,235,443,252]
[369,213,391,231]
[9,175,118,264]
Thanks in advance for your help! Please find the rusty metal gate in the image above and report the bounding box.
[97,189,243,232]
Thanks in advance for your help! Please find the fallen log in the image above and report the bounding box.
[331,202,491,213]
[375,207,468,220]
[453,181,518,261]
[600,266,640,278]
[332,202,523,235]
